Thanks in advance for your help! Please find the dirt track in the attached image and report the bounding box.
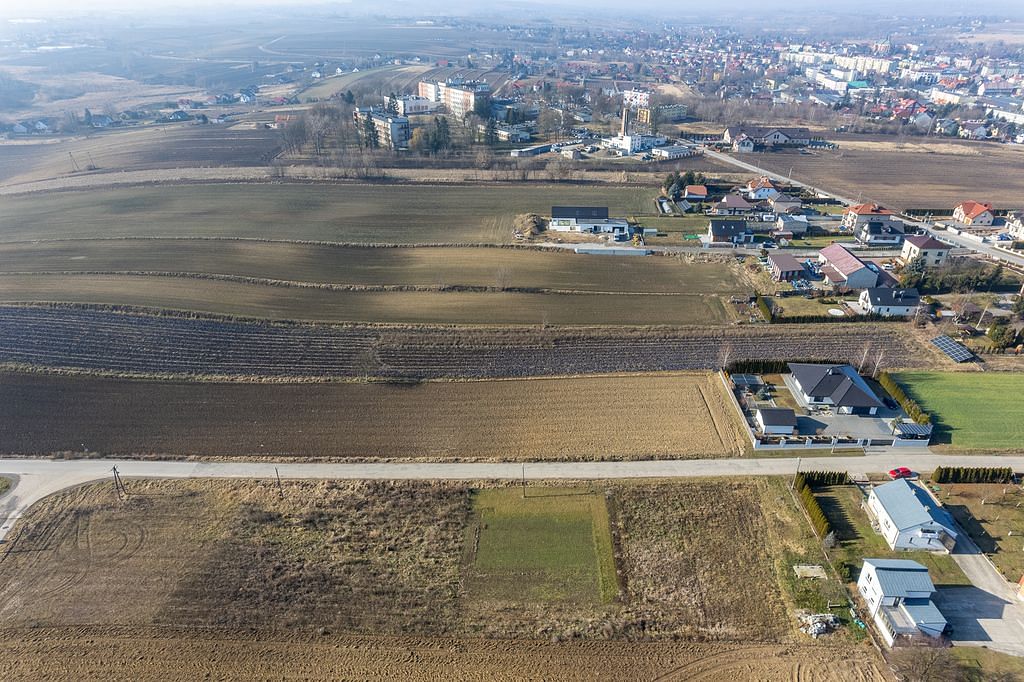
[0,628,888,681]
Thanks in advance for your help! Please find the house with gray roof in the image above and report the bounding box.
[787,363,883,415]
[857,558,947,647]
[865,478,958,552]
[858,287,920,317]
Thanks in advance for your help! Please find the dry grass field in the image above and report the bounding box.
[0,274,733,326]
[0,241,744,294]
[0,126,283,188]
[753,139,1024,209]
[0,183,659,244]
[0,478,888,680]
[0,371,749,460]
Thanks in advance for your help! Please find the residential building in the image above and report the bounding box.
[711,194,754,215]
[548,206,629,235]
[953,201,995,226]
[856,219,905,247]
[383,95,437,116]
[818,244,878,289]
[768,253,805,281]
[900,235,951,267]
[787,363,883,415]
[775,214,809,237]
[1007,212,1024,240]
[857,559,947,647]
[743,176,781,201]
[683,185,709,201]
[842,203,896,230]
[755,408,797,436]
[722,126,812,147]
[418,79,490,119]
[706,219,752,244]
[865,479,958,552]
[352,108,411,149]
[859,288,920,317]
[769,194,802,215]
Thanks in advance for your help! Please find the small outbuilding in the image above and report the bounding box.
[755,408,797,435]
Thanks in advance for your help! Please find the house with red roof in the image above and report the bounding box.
[818,243,878,290]
[743,176,781,201]
[842,203,895,230]
[953,201,994,226]
[683,185,709,201]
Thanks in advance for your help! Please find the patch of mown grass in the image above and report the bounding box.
[894,372,1024,451]
[467,488,617,605]
[0,477,10,496]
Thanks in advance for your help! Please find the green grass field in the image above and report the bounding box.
[815,485,969,586]
[0,184,659,245]
[894,372,1024,450]
[466,488,617,604]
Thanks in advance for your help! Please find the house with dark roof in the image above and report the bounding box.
[858,287,920,317]
[711,194,754,215]
[818,244,878,290]
[866,479,958,552]
[900,235,950,267]
[855,219,905,247]
[857,558,947,647]
[768,253,805,281]
[548,206,629,234]
[787,363,883,415]
[706,219,752,244]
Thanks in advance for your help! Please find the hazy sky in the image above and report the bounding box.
[4,0,1024,19]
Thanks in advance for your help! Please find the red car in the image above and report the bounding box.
[888,467,913,480]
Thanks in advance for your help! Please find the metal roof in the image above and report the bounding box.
[895,422,933,437]
[902,602,947,627]
[819,244,869,277]
[863,287,920,308]
[768,253,804,272]
[863,559,937,597]
[551,206,609,220]
[871,479,958,534]
[757,408,797,426]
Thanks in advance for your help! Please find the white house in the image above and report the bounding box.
[743,176,781,201]
[857,559,947,647]
[755,408,797,435]
[858,288,921,317]
[651,144,698,160]
[1007,212,1024,240]
[788,363,883,415]
[900,235,951,267]
[953,201,994,226]
[865,479,958,552]
[548,206,629,235]
[842,203,895,230]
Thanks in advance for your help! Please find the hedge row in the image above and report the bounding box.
[726,358,831,374]
[797,470,850,487]
[756,295,773,322]
[795,474,832,539]
[933,466,1015,484]
[877,371,931,425]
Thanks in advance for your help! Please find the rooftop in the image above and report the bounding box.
[904,235,950,251]
[871,479,957,533]
[757,407,797,427]
[788,363,883,408]
[846,203,893,216]
[863,558,937,597]
[863,287,920,308]
[819,244,869,277]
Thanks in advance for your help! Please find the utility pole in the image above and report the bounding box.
[791,457,802,490]
[111,466,127,501]
[521,464,527,498]
[275,467,284,498]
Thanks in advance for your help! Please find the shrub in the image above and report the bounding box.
[877,372,931,425]
[756,295,774,322]
[932,466,1014,484]
[794,474,832,540]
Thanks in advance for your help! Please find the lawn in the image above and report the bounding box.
[0,477,9,496]
[0,183,660,245]
[766,295,855,318]
[466,488,617,605]
[815,485,969,586]
[783,235,855,249]
[939,483,1024,582]
[950,647,1024,680]
[894,372,1024,451]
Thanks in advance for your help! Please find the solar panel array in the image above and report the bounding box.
[931,335,974,363]
[731,374,763,386]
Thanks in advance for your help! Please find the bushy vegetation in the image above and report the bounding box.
[902,261,1017,294]
[0,72,38,110]
[793,473,832,540]
[797,471,850,487]
[932,466,1014,484]
[878,371,931,425]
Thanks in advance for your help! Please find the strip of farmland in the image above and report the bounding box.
[0,305,938,380]
[0,372,746,459]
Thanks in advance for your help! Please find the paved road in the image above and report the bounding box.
[5,453,1024,543]
[940,531,1024,656]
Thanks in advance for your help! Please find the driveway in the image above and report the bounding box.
[938,533,1024,656]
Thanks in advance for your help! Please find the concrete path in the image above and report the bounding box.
[4,453,1024,543]
[940,531,1024,656]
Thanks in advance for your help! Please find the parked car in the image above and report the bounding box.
[888,467,913,480]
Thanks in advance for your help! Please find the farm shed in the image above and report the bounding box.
[768,253,805,282]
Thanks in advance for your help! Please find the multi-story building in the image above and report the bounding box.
[352,108,411,149]
[383,95,437,116]
[417,79,490,119]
